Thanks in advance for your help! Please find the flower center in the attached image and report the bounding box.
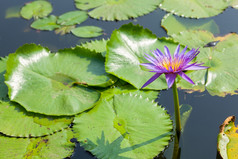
[161,58,182,71]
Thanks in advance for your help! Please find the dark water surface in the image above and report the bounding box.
[1,0,238,159]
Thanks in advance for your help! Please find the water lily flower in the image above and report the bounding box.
[141,45,208,88]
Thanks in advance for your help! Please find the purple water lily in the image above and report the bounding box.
[141,45,208,88]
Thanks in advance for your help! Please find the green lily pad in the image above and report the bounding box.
[106,23,181,90]
[0,101,73,137]
[5,6,21,19]
[0,129,74,159]
[231,0,238,9]
[31,15,60,31]
[172,30,238,96]
[217,116,238,159]
[79,39,109,57]
[71,26,103,38]
[160,0,232,18]
[75,0,162,21]
[20,0,53,20]
[55,25,76,35]
[5,44,116,115]
[57,10,88,26]
[161,13,220,36]
[0,58,8,101]
[73,93,172,159]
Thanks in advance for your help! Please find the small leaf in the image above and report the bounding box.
[0,129,75,159]
[20,0,53,20]
[75,0,162,21]
[73,93,172,159]
[160,0,233,18]
[5,6,21,19]
[31,15,60,31]
[0,101,73,137]
[5,44,116,115]
[217,116,238,159]
[55,25,76,35]
[57,10,88,26]
[79,39,109,57]
[71,26,103,38]
[161,13,220,36]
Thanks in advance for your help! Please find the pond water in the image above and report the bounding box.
[1,0,238,159]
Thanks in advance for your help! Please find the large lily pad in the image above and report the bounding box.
[73,93,172,159]
[0,129,74,159]
[161,13,220,36]
[159,0,232,18]
[217,116,238,159]
[75,0,162,21]
[5,44,117,115]
[31,15,60,31]
[57,10,88,26]
[20,0,53,20]
[0,101,73,137]
[71,26,103,38]
[106,23,181,90]
[172,30,238,96]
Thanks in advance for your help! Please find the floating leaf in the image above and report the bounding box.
[231,0,238,9]
[159,0,232,18]
[73,93,172,159]
[161,13,220,36]
[106,23,181,90]
[71,26,103,38]
[5,6,21,19]
[20,0,53,20]
[5,44,117,115]
[0,101,73,137]
[217,116,238,159]
[79,39,109,57]
[55,25,76,35]
[31,15,60,31]
[172,30,238,96]
[0,58,8,101]
[0,129,74,159]
[75,0,162,21]
[57,10,88,26]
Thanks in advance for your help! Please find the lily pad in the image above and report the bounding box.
[159,0,232,18]
[161,13,220,36]
[57,10,88,26]
[79,39,109,57]
[106,23,181,90]
[31,15,60,31]
[0,58,8,101]
[5,44,116,115]
[73,93,172,159]
[75,0,162,21]
[172,30,238,96]
[217,116,238,159]
[231,0,238,9]
[0,129,74,159]
[20,0,53,20]
[71,26,103,38]
[0,101,73,137]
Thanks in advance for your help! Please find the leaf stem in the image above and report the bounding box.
[172,82,181,135]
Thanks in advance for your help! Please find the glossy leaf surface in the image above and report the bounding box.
[160,0,232,18]
[0,129,74,159]
[5,44,115,115]
[20,0,53,20]
[73,93,172,159]
[75,0,162,21]
[71,26,103,38]
[106,23,180,90]
[172,30,238,96]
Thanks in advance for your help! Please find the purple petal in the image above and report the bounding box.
[141,73,162,89]
[174,45,180,58]
[178,72,194,85]
[144,53,157,65]
[165,73,177,88]
[164,46,172,60]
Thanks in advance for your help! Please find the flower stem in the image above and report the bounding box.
[172,82,181,135]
